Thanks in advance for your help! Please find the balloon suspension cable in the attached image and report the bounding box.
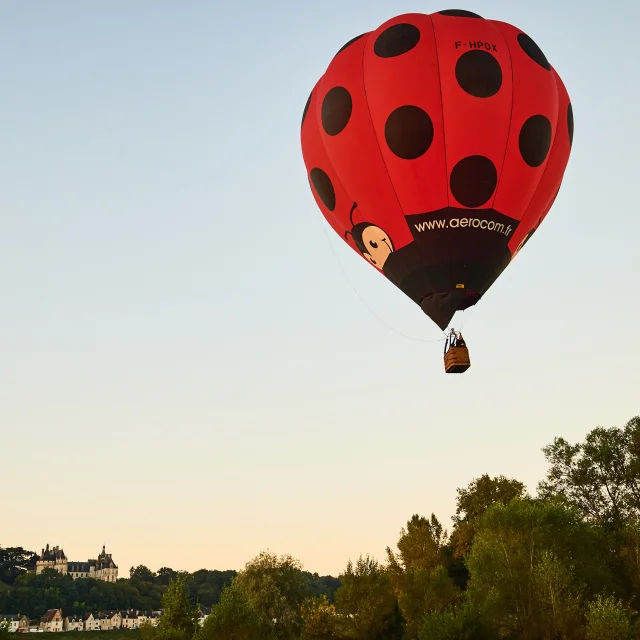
[314,213,446,343]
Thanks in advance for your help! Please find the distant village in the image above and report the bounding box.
[2,607,211,634]
[1,544,212,633]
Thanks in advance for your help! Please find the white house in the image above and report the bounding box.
[64,616,83,632]
[121,612,138,630]
[83,613,100,631]
[40,610,63,633]
[103,611,122,629]
[1,615,20,633]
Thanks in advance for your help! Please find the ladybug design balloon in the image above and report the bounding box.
[301,9,573,331]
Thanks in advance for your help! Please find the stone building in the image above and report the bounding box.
[35,546,68,576]
[36,544,118,582]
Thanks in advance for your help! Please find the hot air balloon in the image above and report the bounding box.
[300,9,574,373]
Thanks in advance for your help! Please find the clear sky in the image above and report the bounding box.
[1,0,638,578]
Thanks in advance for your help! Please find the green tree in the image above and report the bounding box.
[187,569,237,608]
[200,581,262,640]
[334,555,402,640]
[140,574,199,640]
[584,594,634,640]
[131,565,158,581]
[450,474,526,559]
[233,551,310,640]
[305,572,342,603]
[418,601,494,640]
[159,574,200,638]
[0,546,37,586]
[0,582,10,613]
[300,594,338,639]
[0,617,13,640]
[538,416,640,528]
[619,517,640,605]
[465,498,610,639]
[157,568,178,586]
[388,514,448,573]
[532,551,583,638]
[386,515,458,638]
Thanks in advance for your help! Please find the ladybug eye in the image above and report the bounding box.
[369,241,378,248]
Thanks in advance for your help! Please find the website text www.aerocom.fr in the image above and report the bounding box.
[414,217,513,237]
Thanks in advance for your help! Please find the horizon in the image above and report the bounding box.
[1,0,638,579]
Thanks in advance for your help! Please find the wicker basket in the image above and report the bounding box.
[444,346,471,374]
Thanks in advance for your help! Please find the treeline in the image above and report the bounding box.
[0,557,339,620]
[156,415,640,639]
[5,414,640,639]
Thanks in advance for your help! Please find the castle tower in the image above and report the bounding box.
[35,544,68,576]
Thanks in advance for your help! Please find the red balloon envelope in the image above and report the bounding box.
[301,9,573,330]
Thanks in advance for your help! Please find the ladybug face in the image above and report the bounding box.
[349,222,394,269]
[342,202,396,270]
[360,225,394,268]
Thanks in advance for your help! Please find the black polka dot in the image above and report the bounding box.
[336,33,366,56]
[519,115,552,167]
[321,87,352,136]
[517,32,550,70]
[310,168,336,211]
[455,50,502,98]
[301,92,312,128]
[385,106,434,160]
[438,9,483,18]
[567,103,574,147]
[374,23,420,58]
[450,156,497,208]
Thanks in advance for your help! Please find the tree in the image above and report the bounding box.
[0,546,37,586]
[140,574,199,640]
[385,515,458,638]
[157,568,178,586]
[233,551,310,640]
[187,570,237,608]
[465,498,611,639]
[584,595,635,640]
[130,565,157,581]
[532,551,583,639]
[304,572,342,603]
[334,555,402,640]
[200,581,262,640]
[618,517,640,605]
[387,514,448,574]
[418,601,493,640]
[159,574,200,638]
[538,416,640,528]
[0,618,12,640]
[300,594,338,639]
[449,474,526,559]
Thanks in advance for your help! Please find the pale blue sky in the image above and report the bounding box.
[1,0,638,577]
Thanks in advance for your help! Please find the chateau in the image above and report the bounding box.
[35,544,118,582]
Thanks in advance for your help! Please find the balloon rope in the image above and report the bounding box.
[315,213,446,344]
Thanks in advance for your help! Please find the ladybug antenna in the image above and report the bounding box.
[344,230,353,241]
[349,202,358,227]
